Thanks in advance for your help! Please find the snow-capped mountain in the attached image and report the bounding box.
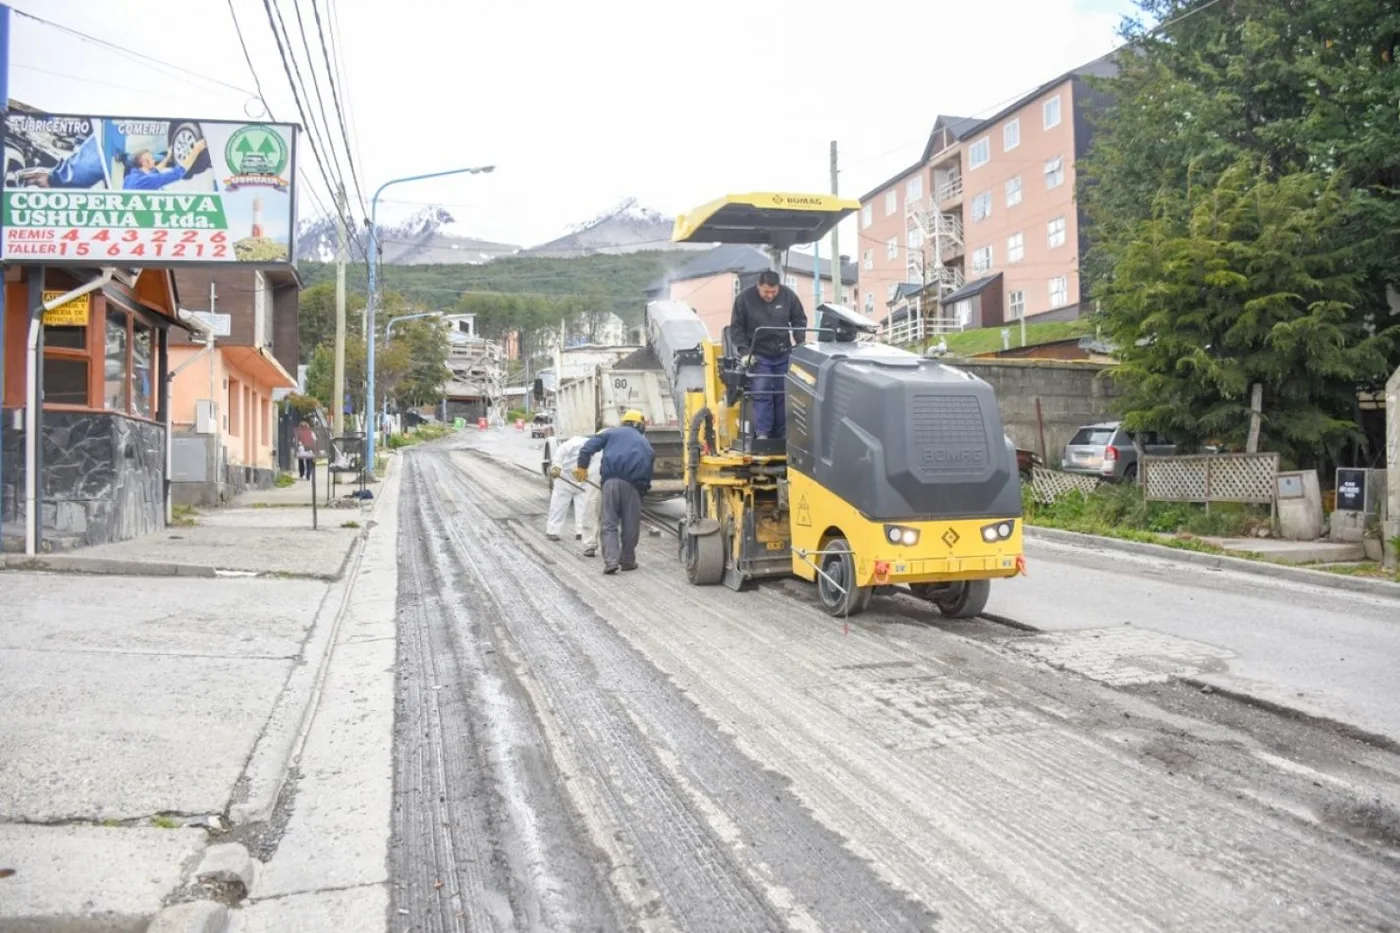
[293,198,696,266]
[522,198,705,258]
[294,205,519,265]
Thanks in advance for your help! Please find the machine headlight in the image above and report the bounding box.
[883,525,920,546]
[981,519,1016,542]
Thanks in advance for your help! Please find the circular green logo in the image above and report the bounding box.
[225,124,289,177]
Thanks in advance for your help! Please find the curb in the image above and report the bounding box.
[226,459,397,826]
[1025,526,1400,600]
[0,554,218,577]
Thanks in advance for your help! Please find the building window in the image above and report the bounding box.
[884,190,898,215]
[228,379,242,437]
[863,249,873,271]
[973,245,993,273]
[954,300,973,327]
[734,277,742,296]
[104,310,128,412]
[1007,232,1024,263]
[886,283,898,302]
[132,324,153,419]
[1009,289,1026,319]
[1049,275,1069,309]
[972,190,992,222]
[1006,175,1022,207]
[886,236,898,259]
[906,175,923,202]
[1003,118,1020,152]
[784,274,797,289]
[1044,94,1062,129]
[43,357,89,406]
[861,203,872,228]
[863,293,875,314]
[968,137,990,169]
[1048,216,1066,249]
[908,226,924,251]
[1044,155,1064,189]
[41,296,93,406]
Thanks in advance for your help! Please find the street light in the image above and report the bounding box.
[365,165,494,476]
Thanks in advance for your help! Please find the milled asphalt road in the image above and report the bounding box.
[387,434,1400,932]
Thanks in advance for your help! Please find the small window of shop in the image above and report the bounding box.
[36,288,162,420]
[101,302,160,421]
[42,310,92,407]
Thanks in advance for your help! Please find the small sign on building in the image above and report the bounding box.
[41,290,90,326]
[186,311,232,337]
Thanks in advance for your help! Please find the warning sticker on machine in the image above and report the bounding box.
[795,495,812,527]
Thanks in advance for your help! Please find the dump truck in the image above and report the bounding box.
[541,344,688,495]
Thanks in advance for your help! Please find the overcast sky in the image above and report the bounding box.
[8,0,1139,250]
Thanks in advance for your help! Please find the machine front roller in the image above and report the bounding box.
[911,580,992,619]
[682,518,725,586]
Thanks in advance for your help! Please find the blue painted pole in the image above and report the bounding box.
[364,165,493,477]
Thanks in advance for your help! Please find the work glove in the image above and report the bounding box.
[572,467,588,483]
[741,353,754,369]
[549,465,561,479]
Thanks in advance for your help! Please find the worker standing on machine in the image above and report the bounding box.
[546,434,589,542]
[574,410,654,575]
[730,269,807,439]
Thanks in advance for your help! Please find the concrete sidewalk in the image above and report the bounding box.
[0,463,401,932]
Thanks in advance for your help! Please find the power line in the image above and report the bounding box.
[226,0,278,120]
[326,0,366,204]
[288,0,354,222]
[13,7,256,97]
[259,0,362,253]
[311,0,368,219]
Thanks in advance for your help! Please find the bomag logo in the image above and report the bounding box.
[771,195,824,207]
[922,447,985,465]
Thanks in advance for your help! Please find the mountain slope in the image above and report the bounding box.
[295,206,519,265]
[521,198,706,258]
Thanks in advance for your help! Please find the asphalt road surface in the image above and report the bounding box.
[390,437,1400,932]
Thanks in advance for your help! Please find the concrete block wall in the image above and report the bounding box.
[950,358,1121,462]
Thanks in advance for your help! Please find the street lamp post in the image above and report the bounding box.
[366,165,493,476]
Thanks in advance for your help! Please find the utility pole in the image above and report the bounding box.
[332,184,347,437]
[830,141,842,306]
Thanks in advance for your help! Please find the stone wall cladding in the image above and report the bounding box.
[1,410,165,548]
[950,358,1121,463]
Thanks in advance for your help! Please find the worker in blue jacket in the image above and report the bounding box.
[574,410,654,575]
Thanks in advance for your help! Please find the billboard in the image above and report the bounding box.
[2,113,297,265]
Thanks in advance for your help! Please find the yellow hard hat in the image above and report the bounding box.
[621,409,645,424]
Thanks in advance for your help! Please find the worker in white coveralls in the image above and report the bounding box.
[547,435,600,552]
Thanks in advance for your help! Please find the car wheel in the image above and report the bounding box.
[816,538,872,617]
[1123,463,1138,484]
[169,122,211,176]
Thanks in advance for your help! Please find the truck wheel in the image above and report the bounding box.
[928,580,990,619]
[685,527,725,586]
[816,538,871,617]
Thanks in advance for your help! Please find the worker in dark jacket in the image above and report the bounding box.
[730,269,806,439]
[575,410,654,575]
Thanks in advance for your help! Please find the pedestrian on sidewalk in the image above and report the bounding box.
[546,434,589,542]
[575,410,654,575]
[296,420,316,480]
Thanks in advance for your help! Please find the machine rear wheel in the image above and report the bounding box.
[816,538,872,617]
[925,579,991,619]
[685,527,725,586]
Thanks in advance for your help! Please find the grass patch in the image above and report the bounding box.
[386,421,454,450]
[943,319,1092,357]
[341,520,360,529]
[151,815,181,829]
[274,473,297,488]
[1023,482,1269,552]
[1314,562,1400,582]
[170,505,198,527]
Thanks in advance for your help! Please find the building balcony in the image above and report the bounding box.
[937,176,963,205]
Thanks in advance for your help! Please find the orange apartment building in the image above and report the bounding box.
[648,244,858,340]
[857,54,1116,344]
